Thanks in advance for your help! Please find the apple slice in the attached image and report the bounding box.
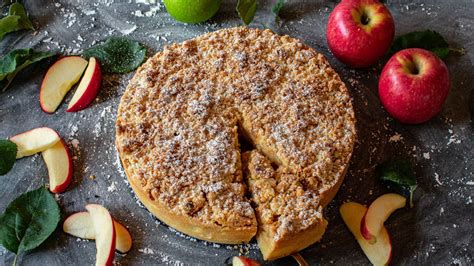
[114,220,133,253]
[340,202,392,265]
[86,204,116,266]
[232,256,260,266]
[67,57,102,112]
[40,56,88,113]
[42,139,73,193]
[63,212,96,239]
[9,127,60,159]
[63,212,132,253]
[361,193,406,243]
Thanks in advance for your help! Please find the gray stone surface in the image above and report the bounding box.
[0,0,473,265]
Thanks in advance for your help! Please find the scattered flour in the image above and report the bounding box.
[138,247,155,254]
[107,181,117,192]
[434,173,443,185]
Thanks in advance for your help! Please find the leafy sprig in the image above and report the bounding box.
[0,2,34,40]
[0,49,54,92]
[83,37,146,73]
[389,30,465,59]
[0,139,16,175]
[376,159,417,207]
[236,0,257,25]
[0,187,60,264]
[272,0,285,16]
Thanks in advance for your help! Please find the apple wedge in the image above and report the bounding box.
[42,139,73,193]
[361,193,406,243]
[232,256,261,266]
[67,57,102,112]
[63,212,96,239]
[85,204,116,266]
[114,220,133,253]
[340,202,392,266]
[40,56,88,113]
[9,127,60,159]
[63,212,132,253]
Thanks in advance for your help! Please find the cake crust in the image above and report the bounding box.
[116,27,356,258]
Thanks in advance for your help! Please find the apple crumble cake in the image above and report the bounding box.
[116,27,356,260]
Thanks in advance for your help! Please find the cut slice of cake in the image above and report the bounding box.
[242,150,328,260]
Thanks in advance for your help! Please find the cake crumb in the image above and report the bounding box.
[389,133,403,142]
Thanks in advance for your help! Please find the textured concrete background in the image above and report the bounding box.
[0,0,473,265]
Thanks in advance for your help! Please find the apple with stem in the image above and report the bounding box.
[360,193,406,244]
[340,202,392,265]
[379,48,450,124]
[327,0,395,68]
[9,127,60,158]
[63,212,132,253]
[67,57,102,112]
[40,56,88,113]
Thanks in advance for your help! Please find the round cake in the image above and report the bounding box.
[116,27,356,260]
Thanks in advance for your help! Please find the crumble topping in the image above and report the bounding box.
[116,27,355,238]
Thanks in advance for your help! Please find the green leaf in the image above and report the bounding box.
[272,0,285,16]
[0,187,60,254]
[83,37,147,73]
[376,159,417,207]
[8,2,34,30]
[0,49,54,92]
[0,139,17,175]
[236,0,257,25]
[0,15,20,40]
[389,30,458,59]
[0,2,33,40]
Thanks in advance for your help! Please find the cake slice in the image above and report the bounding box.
[242,150,328,260]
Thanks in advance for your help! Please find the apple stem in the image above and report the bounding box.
[409,186,416,208]
[291,253,308,266]
[12,254,18,266]
[450,47,466,56]
[360,13,370,25]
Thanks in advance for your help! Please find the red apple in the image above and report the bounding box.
[326,0,395,68]
[40,56,88,113]
[340,202,392,265]
[67,57,102,112]
[63,211,133,253]
[360,193,406,243]
[85,204,116,266]
[42,139,73,194]
[9,127,60,158]
[379,48,450,123]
